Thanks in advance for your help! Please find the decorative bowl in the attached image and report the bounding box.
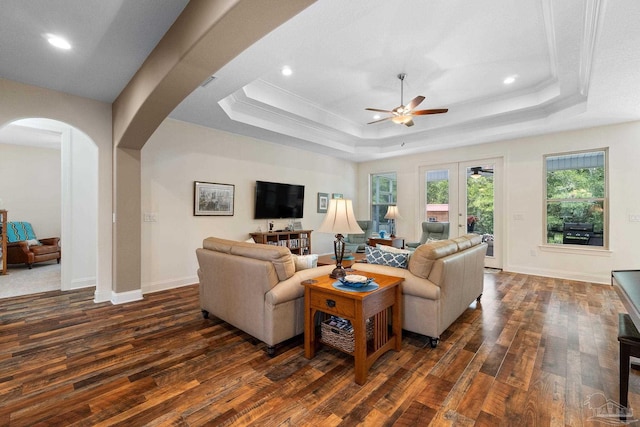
[338,275,374,288]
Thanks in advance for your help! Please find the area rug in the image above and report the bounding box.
[0,262,60,299]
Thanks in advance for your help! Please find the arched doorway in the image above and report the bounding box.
[0,118,98,297]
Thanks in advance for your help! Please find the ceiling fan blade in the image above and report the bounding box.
[412,108,449,116]
[406,96,425,110]
[471,166,494,174]
[367,116,393,125]
[404,119,415,127]
[365,108,394,113]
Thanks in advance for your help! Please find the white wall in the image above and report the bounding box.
[140,118,358,293]
[0,78,112,302]
[3,77,637,296]
[0,124,98,290]
[358,121,640,284]
[0,143,61,237]
[68,129,98,289]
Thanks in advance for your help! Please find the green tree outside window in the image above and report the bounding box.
[545,150,607,247]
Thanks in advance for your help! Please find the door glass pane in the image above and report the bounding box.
[425,169,449,223]
[467,164,495,256]
[371,173,396,233]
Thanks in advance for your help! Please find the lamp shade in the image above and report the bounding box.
[317,199,364,235]
[384,205,401,220]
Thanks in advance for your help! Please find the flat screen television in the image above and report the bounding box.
[254,181,305,219]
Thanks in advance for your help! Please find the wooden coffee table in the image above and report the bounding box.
[316,252,366,268]
[302,270,403,385]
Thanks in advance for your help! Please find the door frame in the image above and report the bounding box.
[418,157,503,269]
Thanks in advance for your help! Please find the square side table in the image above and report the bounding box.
[302,270,403,385]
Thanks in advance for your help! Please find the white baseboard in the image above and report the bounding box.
[93,289,112,303]
[99,277,196,305]
[70,276,96,290]
[504,264,610,284]
[142,275,198,295]
[111,289,144,305]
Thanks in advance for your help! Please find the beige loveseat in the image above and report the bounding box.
[196,237,334,355]
[196,234,486,354]
[354,234,487,347]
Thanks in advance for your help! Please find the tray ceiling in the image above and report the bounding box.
[2,0,640,161]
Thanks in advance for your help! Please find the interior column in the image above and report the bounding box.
[112,147,141,301]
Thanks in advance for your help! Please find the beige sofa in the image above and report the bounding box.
[196,234,486,354]
[196,237,335,355]
[354,234,487,347]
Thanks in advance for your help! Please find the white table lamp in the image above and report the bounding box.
[317,199,364,278]
[384,205,401,237]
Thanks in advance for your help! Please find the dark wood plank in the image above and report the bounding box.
[0,271,635,425]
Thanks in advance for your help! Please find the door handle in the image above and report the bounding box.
[326,299,336,308]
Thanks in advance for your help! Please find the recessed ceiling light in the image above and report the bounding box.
[281,66,292,76]
[373,114,381,120]
[503,75,517,85]
[45,34,71,50]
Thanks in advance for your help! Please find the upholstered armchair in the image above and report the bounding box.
[344,220,376,253]
[406,222,450,250]
[6,222,61,269]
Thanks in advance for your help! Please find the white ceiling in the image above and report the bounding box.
[1,0,640,161]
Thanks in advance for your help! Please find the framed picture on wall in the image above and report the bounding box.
[317,192,329,213]
[332,193,343,199]
[194,181,234,216]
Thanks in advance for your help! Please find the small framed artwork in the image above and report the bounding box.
[194,181,234,216]
[317,192,329,213]
[332,193,343,199]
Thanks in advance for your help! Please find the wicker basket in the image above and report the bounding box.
[321,316,373,353]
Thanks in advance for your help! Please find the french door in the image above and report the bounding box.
[418,158,502,269]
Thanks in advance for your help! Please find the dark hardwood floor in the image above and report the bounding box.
[0,271,637,426]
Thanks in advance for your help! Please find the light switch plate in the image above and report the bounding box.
[143,212,158,222]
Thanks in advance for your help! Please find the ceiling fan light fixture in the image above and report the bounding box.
[470,166,482,179]
[391,115,412,125]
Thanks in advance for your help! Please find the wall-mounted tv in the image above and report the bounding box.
[254,181,305,219]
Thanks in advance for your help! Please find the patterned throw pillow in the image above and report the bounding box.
[365,246,408,269]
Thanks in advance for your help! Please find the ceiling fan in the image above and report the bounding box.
[470,166,494,179]
[366,73,448,127]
